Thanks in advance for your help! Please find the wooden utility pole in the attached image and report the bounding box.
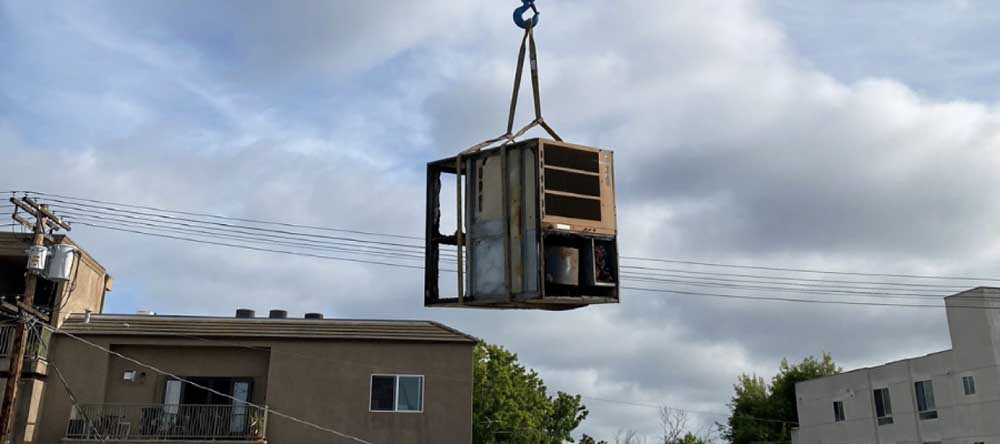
[0,197,68,443]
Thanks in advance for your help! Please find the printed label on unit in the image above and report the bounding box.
[555,223,572,230]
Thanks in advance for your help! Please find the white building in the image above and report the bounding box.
[794,287,1000,444]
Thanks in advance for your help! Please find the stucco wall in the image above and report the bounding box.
[795,288,1000,444]
[34,334,473,444]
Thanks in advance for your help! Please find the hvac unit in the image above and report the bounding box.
[425,138,619,310]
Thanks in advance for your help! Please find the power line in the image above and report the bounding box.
[61,213,434,262]
[620,286,1000,310]
[45,323,377,444]
[40,199,425,251]
[578,396,796,425]
[83,319,802,428]
[621,257,1000,283]
[27,323,108,443]
[618,266,969,290]
[19,192,1000,307]
[21,191,1000,285]
[73,221,441,272]
[620,275,953,300]
[26,192,423,240]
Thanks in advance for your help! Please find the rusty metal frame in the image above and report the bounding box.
[425,138,620,310]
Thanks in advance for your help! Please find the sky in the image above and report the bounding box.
[4,0,1000,441]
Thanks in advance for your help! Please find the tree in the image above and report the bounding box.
[659,409,712,444]
[580,435,608,444]
[473,342,590,444]
[720,353,840,444]
[615,429,645,444]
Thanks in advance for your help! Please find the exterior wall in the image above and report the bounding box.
[796,288,1000,444]
[1,235,110,443]
[264,340,473,444]
[34,334,474,444]
[50,246,110,327]
[102,344,270,404]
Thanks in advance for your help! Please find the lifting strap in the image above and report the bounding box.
[459,21,561,157]
[455,5,561,302]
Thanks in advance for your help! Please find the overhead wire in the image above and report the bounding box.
[60,212,435,262]
[18,192,1000,308]
[24,192,1000,285]
[621,256,1000,282]
[71,221,443,272]
[85,319,801,427]
[43,323,378,444]
[27,322,108,443]
[620,286,1000,310]
[21,192,423,240]
[617,265,969,290]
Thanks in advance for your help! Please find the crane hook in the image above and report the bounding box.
[513,0,539,29]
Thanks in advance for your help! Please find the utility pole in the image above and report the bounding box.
[0,197,69,443]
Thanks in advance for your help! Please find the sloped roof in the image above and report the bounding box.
[59,313,478,344]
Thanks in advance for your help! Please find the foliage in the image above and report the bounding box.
[580,435,608,444]
[675,432,705,444]
[720,353,840,444]
[473,341,590,444]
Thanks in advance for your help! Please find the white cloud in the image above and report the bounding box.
[3,0,1000,440]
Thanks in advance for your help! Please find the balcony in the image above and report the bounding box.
[0,324,46,374]
[63,404,268,443]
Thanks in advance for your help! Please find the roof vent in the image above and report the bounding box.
[304,312,324,320]
[236,308,255,319]
[136,310,156,316]
[268,309,288,319]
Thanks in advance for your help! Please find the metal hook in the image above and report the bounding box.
[513,0,539,29]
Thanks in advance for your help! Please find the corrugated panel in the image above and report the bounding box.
[59,314,478,343]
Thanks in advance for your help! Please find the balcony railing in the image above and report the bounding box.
[65,404,267,442]
[0,325,44,360]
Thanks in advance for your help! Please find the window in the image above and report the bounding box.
[873,388,893,425]
[963,376,976,396]
[163,380,182,415]
[914,380,938,420]
[833,401,845,422]
[370,375,424,412]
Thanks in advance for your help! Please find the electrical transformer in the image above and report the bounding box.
[425,138,619,310]
[45,244,77,282]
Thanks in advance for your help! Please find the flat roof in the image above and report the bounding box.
[59,313,478,344]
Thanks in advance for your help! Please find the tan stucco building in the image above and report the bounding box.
[1,232,477,444]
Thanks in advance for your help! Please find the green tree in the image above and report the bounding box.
[474,342,590,444]
[721,353,840,444]
[676,432,705,444]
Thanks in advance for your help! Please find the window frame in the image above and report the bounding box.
[914,380,938,420]
[833,400,845,422]
[369,374,425,413]
[873,387,893,425]
[962,375,976,396]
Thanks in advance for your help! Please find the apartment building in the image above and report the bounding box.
[794,287,1000,444]
[1,232,477,444]
[1,232,112,443]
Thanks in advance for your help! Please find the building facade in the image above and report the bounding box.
[794,287,1000,444]
[1,232,477,444]
[36,312,476,444]
[1,232,112,443]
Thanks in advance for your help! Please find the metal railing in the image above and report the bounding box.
[0,324,44,359]
[65,403,267,441]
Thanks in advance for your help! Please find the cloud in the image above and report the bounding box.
[2,0,1000,440]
